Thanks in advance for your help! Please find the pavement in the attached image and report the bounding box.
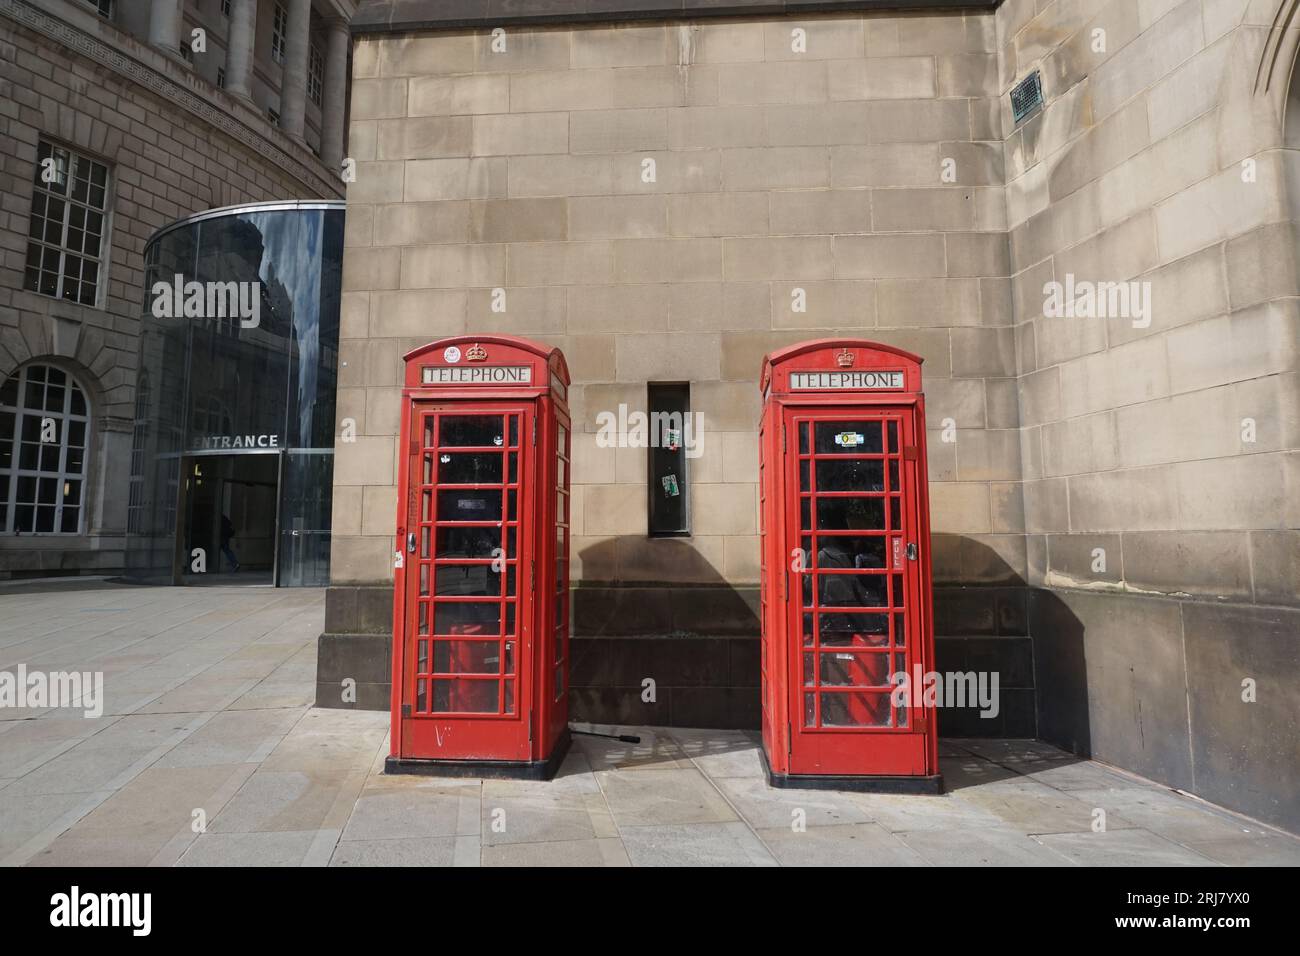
[1,581,1297,867]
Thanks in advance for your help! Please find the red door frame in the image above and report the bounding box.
[758,339,941,792]
[781,402,928,775]
[396,399,537,762]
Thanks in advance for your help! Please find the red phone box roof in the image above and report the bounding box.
[760,339,924,396]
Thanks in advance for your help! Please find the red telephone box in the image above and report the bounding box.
[758,340,942,793]
[386,335,571,778]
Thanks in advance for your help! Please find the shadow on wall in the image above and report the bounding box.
[930,534,1087,748]
[570,535,760,730]
[569,533,1092,750]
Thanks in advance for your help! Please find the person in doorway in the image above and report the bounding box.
[220,513,240,572]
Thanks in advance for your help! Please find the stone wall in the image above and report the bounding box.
[998,0,1299,832]
[327,9,1025,708]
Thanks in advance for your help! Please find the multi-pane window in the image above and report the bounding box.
[85,0,112,17]
[271,3,287,63]
[221,0,232,15]
[217,66,226,89]
[268,107,280,125]
[308,43,323,106]
[24,142,109,307]
[0,365,90,535]
[180,40,193,62]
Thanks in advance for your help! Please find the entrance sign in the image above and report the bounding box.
[389,335,571,778]
[758,339,942,793]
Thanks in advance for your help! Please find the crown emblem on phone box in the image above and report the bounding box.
[836,348,855,367]
[466,343,488,362]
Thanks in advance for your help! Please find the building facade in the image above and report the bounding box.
[0,0,353,577]
[322,0,1294,833]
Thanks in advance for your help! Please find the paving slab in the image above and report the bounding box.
[896,826,1077,866]
[621,822,778,867]
[853,791,1004,832]
[152,707,307,769]
[331,836,476,867]
[480,786,602,846]
[177,830,321,866]
[597,768,739,827]
[756,822,928,867]
[712,775,873,829]
[0,790,112,860]
[211,769,368,833]
[956,777,1139,835]
[482,837,630,867]
[1034,829,1219,867]
[665,728,766,778]
[340,782,482,841]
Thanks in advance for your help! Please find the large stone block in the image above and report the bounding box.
[1044,532,1124,588]
[1183,602,1300,833]
[770,189,875,239]
[571,108,669,153]
[472,112,569,156]
[1123,531,1253,601]
[717,60,829,105]
[399,243,506,289]
[667,191,769,237]
[377,34,476,76]
[723,236,833,281]
[376,116,473,160]
[872,188,977,232]
[1031,590,1193,789]
[615,331,722,380]
[369,287,465,340]
[1041,410,1117,478]
[350,77,407,120]
[668,105,767,148]
[768,280,875,330]
[1250,530,1300,608]
[833,234,947,278]
[829,56,936,100]
[408,74,510,117]
[722,146,830,190]
[403,157,508,201]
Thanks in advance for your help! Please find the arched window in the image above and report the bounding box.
[0,364,90,534]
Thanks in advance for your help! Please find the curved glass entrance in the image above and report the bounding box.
[124,201,344,586]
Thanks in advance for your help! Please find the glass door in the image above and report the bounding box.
[402,403,533,761]
[785,409,925,774]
